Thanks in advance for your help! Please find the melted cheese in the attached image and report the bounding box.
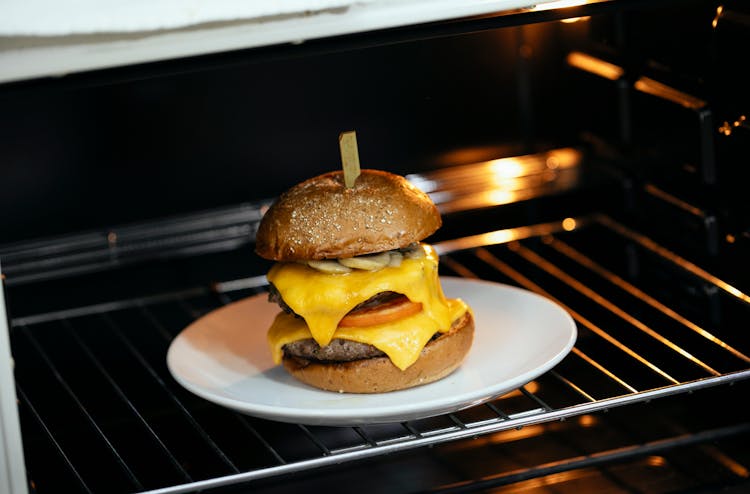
[268,299,467,370]
[266,243,469,370]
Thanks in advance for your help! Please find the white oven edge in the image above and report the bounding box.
[0,0,543,84]
[0,262,28,494]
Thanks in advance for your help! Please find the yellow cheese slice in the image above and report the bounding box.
[265,243,469,370]
[268,298,468,370]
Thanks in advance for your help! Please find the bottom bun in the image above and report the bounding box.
[282,311,474,393]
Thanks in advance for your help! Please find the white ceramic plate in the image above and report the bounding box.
[166,277,577,426]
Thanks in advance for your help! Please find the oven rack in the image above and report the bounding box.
[7,213,750,494]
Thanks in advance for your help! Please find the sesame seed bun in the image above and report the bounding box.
[255,169,441,261]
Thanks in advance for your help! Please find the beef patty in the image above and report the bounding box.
[267,283,425,362]
[283,337,387,361]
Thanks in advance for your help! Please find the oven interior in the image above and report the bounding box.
[1,1,749,493]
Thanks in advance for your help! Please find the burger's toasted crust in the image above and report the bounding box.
[255,169,441,261]
[282,311,474,393]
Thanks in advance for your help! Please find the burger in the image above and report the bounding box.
[255,169,474,393]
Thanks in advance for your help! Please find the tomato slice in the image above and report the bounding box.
[338,295,423,328]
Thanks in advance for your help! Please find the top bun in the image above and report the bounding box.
[255,169,441,261]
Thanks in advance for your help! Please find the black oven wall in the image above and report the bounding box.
[2,0,744,256]
[0,27,546,246]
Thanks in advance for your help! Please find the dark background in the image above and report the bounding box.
[1,0,742,248]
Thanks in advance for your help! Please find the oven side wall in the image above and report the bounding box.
[0,263,28,494]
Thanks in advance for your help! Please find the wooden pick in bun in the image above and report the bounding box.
[256,169,474,393]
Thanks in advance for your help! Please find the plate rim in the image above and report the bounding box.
[167,276,577,425]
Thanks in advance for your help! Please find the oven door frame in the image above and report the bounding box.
[0,262,28,494]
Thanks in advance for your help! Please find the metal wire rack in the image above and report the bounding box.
[8,211,750,494]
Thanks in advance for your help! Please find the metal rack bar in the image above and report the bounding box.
[297,425,331,456]
[423,422,750,493]
[174,295,300,464]
[447,414,467,429]
[507,241,722,376]
[100,312,240,475]
[545,236,750,363]
[401,422,424,439]
[233,414,287,465]
[595,214,750,305]
[472,246,676,384]
[133,306,182,344]
[568,348,637,394]
[134,369,750,494]
[61,318,192,483]
[19,325,143,491]
[10,287,209,328]
[548,369,597,402]
[442,253,641,402]
[352,427,379,448]
[483,402,511,420]
[15,386,92,494]
[519,387,553,413]
[433,218,594,257]
[9,215,750,493]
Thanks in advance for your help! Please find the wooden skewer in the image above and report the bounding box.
[339,130,361,188]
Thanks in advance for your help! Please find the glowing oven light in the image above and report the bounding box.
[560,16,590,23]
[562,218,577,231]
[532,0,589,10]
[713,6,723,28]
[488,158,526,180]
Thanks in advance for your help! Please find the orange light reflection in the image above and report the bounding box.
[562,218,577,231]
[567,51,623,80]
[532,0,588,11]
[561,16,590,23]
